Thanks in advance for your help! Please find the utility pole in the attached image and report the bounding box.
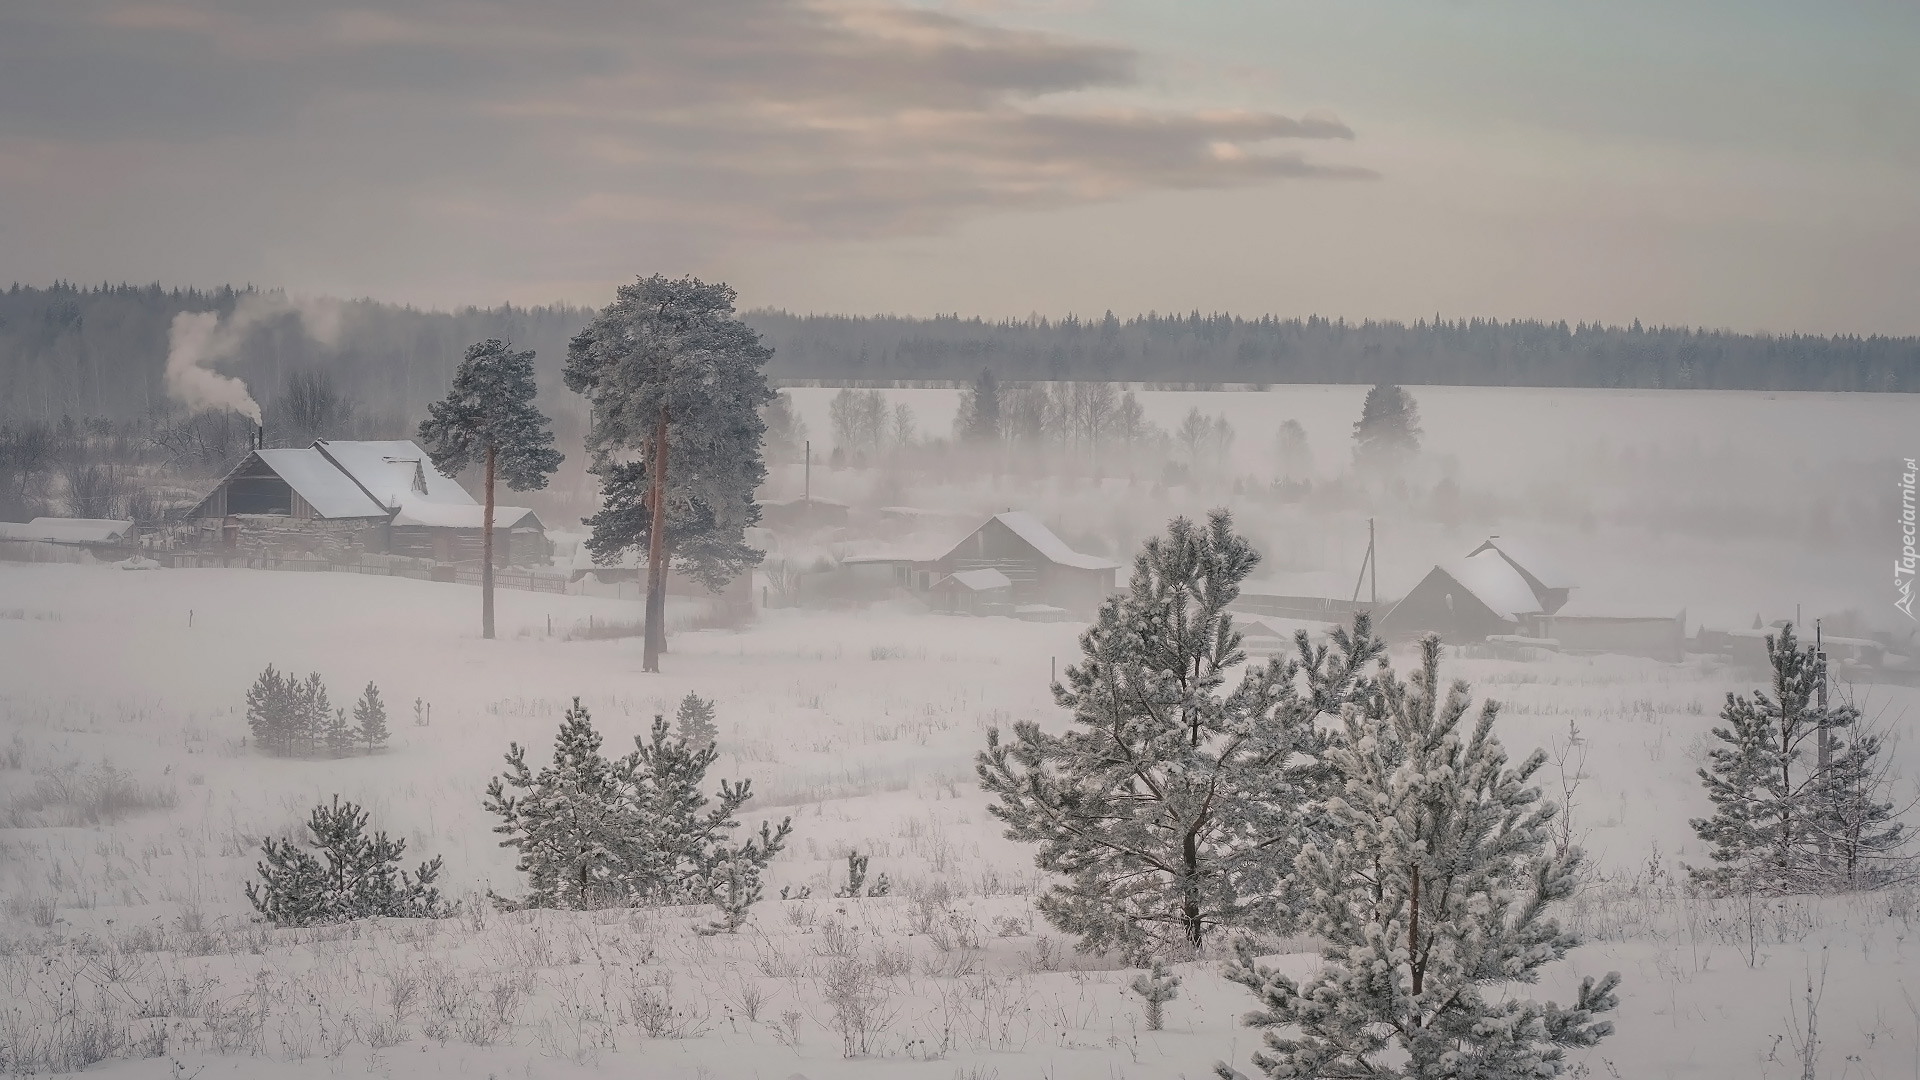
[1816,618,1831,869]
[1369,517,1377,606]
[1351,518,1377,610]
[804,439,811,508]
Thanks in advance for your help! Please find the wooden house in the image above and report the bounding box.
[933,512,1118,615]
[191,439,548,564]
[1378,549,1547,641]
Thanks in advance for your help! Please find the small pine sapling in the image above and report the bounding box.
[324,707,356,758]
[354,682,390,753]
[413,697,430,727]
[1131,960,1181,1031]
[245,665,296,753]
[246,796,447,926]
[485,698,638,910]
[701,853,764,935]
[483,698,792,910]
[781,884,813,901]
[835,852,870,898]
[866,871,891,897]
[296,673,332,757]
[676,692,719,747]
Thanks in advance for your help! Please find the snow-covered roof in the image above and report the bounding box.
[254,448,389,518]
[316,440,475,510]
[390,504,540,530]
[944,567,1012,592]
[0,517,133,544]
[1466,537,1573,591]
[1443,550,1545,622]
[992,512,1119,571]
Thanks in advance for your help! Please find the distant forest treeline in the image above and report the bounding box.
[4,283,1916,424]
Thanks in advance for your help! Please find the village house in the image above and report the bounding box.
[190,439,549,564]
[931,511,1119,616]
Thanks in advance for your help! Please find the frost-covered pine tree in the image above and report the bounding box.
[245,664,297,754]
[485,699,790,911]
[1690,623,1904,894]
[566,276,773,672]
[1220,636,1619,1080]
[978,510,1382,956]
[419,338,564,641]
[624,714,791,906]
[295,672,332,757]
[1816,719,1910,889]
[353,682,389,753]
[484,698,640,910]
[247,796,446,926]
[675,692,718,748]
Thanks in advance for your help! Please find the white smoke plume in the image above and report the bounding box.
[164,292,347,423]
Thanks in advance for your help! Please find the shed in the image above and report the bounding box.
[1378,550,1545,642]
[1538,602,1687,661]
[935,511,1118,615]
[932,567,1013,616]
[0,517,136,546]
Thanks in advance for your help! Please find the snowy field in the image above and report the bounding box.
[4,560,1920,1078]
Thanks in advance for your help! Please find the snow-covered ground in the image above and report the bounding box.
[3,560,1918,1077]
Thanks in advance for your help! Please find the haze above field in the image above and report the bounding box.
[3,1,1917,332]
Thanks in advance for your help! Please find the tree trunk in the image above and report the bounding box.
[642,407,669,673]
[482,443,496,640]
[1409,865,1422,996]
[1182,831,1203,950]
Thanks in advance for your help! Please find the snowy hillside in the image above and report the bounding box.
[2,561,1917,1077]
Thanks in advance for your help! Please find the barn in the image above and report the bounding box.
[191,439,548,564]
[933,512,1119,615]
[1378,548,1547,641]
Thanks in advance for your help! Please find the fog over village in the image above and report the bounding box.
[2,3,1918,1079]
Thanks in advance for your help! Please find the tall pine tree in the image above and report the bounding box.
[1221,635,1618,1080]
[565,276,773,672]
[418,339,564,640]
[1351,383,1422,468]
[978,511,1381,957]
[957,368,1001,443]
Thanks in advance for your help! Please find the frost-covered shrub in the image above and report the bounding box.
[245,796,447,927]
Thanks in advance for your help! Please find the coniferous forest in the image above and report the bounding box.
[3,283,1915,425]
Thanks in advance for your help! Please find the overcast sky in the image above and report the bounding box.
[3,0,1916,332]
